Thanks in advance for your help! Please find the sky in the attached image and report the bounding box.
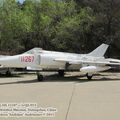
[18,0,41,3]
[18,0,25,4]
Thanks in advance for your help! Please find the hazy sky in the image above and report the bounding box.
[18,0,25,4]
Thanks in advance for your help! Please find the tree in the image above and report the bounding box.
[0,0,24,53]
[52,5,95,53]
[81,0,120,57]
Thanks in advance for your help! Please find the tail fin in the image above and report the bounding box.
[88,44,109,57]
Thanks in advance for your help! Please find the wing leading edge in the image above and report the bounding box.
[54,59,120,66]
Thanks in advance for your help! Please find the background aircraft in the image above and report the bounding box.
[0,55,12,76]
[0,44,120,81]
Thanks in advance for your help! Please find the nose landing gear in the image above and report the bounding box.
[6,69,12,77]
[58,70,65,77]
[37,72,44,81]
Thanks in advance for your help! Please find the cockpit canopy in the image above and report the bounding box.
[24,48,43,54]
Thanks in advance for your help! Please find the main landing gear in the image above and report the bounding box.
[58,70,65,77]
[6,70,12,77]
[86,73,93,80]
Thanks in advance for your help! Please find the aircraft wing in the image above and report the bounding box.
[54,58,120,66]
[69,60,120,66]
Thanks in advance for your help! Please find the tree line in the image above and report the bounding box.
[0,0,120,58]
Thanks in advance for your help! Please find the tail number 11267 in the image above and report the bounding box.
[20,56,34,63]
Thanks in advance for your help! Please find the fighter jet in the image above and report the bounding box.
[0,55,12,76]
[0,44,120,81]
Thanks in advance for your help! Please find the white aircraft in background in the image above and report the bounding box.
[0,44,120,81]
[0,55,12,76]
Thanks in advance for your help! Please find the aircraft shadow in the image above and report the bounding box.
[0,74,23,78]
[44,73,120,83]
[0,79,38,86]
[0,73,120,86]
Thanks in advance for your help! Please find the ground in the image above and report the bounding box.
[0,72,120,120]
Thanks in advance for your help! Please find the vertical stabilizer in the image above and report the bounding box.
[88,44,109,57]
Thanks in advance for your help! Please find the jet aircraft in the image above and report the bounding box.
[0,44,120,81]
[0,55,12,76]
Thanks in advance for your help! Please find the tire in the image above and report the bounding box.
[37,74,43,81]
[58,70,64,77]
[6,71,11,77]
[86,73,93,80]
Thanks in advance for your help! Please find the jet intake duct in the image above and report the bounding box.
[80,66,111,73]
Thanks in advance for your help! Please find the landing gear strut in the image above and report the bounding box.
[58,70,65,77]
[6,70,11,77]
[37,72,44,81]
[86,73,93,80]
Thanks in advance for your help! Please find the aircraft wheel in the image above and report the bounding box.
[86,73,93,80]
[58,70,64,77]
[6,71,11,77]
[37,74,44,81]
